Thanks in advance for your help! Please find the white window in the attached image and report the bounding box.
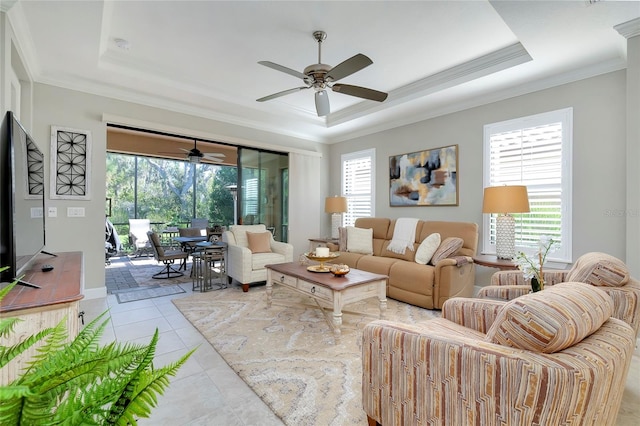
[341,149,375,226]
[483,108,572,262]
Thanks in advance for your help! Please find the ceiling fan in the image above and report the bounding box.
[161,140,225,164]
[257,31,388,117]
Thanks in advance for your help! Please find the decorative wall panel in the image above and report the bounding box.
[50,126,92,200]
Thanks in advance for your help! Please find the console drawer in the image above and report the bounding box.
[297,280,333,301]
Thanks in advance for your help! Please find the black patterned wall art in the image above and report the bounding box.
[25,137,44,197]
[50,126,92,200]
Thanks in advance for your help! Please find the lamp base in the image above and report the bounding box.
[330,213,342,239]
[495,214,515,259]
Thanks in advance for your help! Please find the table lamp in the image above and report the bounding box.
[325,196,348,239]
[482,185,530,259]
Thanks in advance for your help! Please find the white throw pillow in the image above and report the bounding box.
[346,226,373,255]
[415,233,441,265]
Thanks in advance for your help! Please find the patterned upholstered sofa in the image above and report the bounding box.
[478,252,640,337]
[328,217,478,309]
[362,282,636,426]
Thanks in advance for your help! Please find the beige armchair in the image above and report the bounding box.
[362,283,635,426]
[222,224,293,292]
[478,252,640,336]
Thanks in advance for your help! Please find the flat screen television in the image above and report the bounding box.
[0,111,47,286]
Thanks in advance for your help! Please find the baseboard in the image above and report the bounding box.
[83,286,107,300]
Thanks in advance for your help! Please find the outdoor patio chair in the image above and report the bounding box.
[190,218,209,230]
[147,231,189,279]
[129,219,152,257]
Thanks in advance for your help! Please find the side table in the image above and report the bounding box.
[308,237,339,252]
[472,254,519,271]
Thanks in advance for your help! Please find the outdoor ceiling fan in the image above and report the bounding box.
[161,140,225,164]
[257,31,388,117]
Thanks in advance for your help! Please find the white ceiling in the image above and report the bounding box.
[5,1,639,144]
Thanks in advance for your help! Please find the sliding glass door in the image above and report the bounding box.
[238,148,288,242]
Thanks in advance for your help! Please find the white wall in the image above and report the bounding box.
[329,71,629,285]
[31,84,327,297]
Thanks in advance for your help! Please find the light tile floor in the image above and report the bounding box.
[80,281,640,426]
[80,282,284,425]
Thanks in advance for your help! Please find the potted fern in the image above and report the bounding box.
[0,268,195,425]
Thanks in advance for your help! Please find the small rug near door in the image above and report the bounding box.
[115,284,186,303]
[173,286,438,425]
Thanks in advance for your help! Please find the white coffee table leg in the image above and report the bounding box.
[266,275,273,309]
[332,293,343,343]
[378,281,387,319]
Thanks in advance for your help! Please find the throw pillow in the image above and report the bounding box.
[485,282,613,353]
[430,237,463,265]
[415,233,441,265]
[346,226,373,255]
[246,231,272,253]
[565,252,629,287]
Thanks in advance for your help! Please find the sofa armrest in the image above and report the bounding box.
[270,240,294,262]
[491,269,568,286]
[362,318,634,426]
[441,297,506,333]
[432,257,475,309]
[477,285,531,301]
[225,244,254,281]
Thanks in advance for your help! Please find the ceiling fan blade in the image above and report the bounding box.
[257,86,309,102]
[315,90,330,117]
[325,54,373,82]
[258,61,307,80]
[332,84,388,102]
[202,153,225,158]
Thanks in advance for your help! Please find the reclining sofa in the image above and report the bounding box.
[328,217,478,309]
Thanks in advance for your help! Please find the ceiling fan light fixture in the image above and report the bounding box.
[188,155,201,164]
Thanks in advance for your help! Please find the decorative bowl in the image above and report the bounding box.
[330,264,350,276]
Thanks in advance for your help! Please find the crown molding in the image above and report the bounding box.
[327,58,626,144]
[326,42,531,127]
[615,17,640,39]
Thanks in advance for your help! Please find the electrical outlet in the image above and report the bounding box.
[67,207,85,217]
[31,207,43,218]
[48,207,57,217]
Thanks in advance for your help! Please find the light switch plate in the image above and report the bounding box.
[67,207,85,217]
[48,207,57,217]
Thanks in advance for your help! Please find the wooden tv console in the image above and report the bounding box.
[0,251,84,384]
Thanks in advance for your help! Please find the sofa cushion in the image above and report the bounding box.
[566,252,629,287]
[246,231,272,253]
[430,237,463,265]
[415,233,441,265]
[346,226,373,255]
[485,282,614,353]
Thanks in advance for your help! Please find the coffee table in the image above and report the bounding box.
[265,262,387,343]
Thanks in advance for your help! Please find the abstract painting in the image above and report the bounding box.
[50,126,92,200]
[389,144,458,206]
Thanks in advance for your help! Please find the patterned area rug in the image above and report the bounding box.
[173,286,439,425]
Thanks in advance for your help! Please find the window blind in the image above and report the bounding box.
[342,149,375,226]
[484,108,572,262]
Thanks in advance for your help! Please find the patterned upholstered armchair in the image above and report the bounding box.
[222,224,293,292]
[362,283,635,426]
[478,252,640,337]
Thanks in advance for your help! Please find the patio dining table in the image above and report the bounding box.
[173,236,209,271]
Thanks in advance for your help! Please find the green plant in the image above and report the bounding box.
[0,269,195,425]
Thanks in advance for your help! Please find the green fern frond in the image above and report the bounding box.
[0,269,16,300]
[116,346,197,424]
[0,325,56,370]
[0,317,22,339]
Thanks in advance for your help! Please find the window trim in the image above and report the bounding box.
[482,108,573,263]
[341,148,376,226]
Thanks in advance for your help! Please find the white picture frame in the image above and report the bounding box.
[50,125,92,200]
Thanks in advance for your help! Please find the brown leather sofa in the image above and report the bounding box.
[328,217,478,309]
